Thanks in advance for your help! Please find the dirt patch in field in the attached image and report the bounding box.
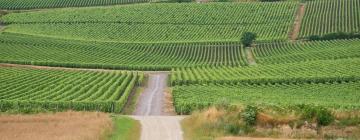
[289,3,305,41]
[0,111,112,140]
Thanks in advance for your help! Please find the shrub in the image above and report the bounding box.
[301,106,334,126]
[242,105,258,126]
[241,32,257,47]
[316,108,334,126]
[224,124,241,135]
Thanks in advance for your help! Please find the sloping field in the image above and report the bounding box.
[252,39,360,64]
[0,33,247,70]
[0,0,149,10]
[0,66,143,112]
[171,58,360,85]
[1,2,298,42]
[299,0,360,38]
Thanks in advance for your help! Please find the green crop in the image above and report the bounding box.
[252,39,360,64]
[299,0,360,38]
[171,58,360,85]
[1,3,298,42]
[0,67,143,112]
[172,81,360,114]
[0,0,149,10]
[0,33,247,70]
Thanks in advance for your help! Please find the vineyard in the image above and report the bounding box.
[1,3,298,42]
[0,0,149,10]
[252,39,360,64]
[0,0,359,119]
[171,58,360,86]
[0,33,247,70]
[0,66,143,112]
[299,0,360,38]
[172,81,360,114]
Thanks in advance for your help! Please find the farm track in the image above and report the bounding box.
[245,47,256,65]
[134,73,171,116]
[289,3,305,41]
[131,116,185,140]
[132,73,185,140]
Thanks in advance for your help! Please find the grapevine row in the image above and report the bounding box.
[171,58,360,86]
[0,66,144,112]
[0,0,149,10]
[299,0,360,38]
[172,81,360,114]
[0,33,248,70]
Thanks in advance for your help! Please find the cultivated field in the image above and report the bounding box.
[0,0,360,139]
[0,66,143,112]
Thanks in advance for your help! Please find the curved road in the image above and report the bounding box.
[132,73,184,140]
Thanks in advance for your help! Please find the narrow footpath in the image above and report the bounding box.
[245,47,257,65]
[289,3,306,41]
[132,73,184,140]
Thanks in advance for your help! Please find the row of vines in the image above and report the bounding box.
[0,0,149,10]
[0,33,248,70]
[299,0,360,38]
[1,3,298,42]
[0,66,144,112]
[252,39,360,64]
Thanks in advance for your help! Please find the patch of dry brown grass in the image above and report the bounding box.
[0,111,112,140]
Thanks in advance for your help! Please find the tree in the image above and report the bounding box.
[241,32,257,47]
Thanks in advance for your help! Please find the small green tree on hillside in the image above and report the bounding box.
[241,32,257,47]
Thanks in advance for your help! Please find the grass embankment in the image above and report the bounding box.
[109,116,141,140]
[182,106,360,140]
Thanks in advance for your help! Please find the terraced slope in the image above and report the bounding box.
[0,0,149,10]
[252,39,360,64]
[0,33,247,70]
[1,3,298,42]
[299,0,360,38]
[0,66,143,112]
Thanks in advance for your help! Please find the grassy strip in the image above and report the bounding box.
[108,116,140,140]
[121,87,144,115]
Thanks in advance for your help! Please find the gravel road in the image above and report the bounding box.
[132,73,185,140]
[134,73,169,116]
[131,116,185,140]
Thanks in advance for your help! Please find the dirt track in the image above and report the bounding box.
[134,73,169,116]
[131,116,184,140]
[132,73,185,140]
[290,3,305,41]
[245,47,256,65]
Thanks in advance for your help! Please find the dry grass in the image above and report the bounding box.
[217,137,294,140]
[0,111,113,140]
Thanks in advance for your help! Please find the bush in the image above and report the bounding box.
[241,32,257,47]
[316,108,334,126]
[242,105,258,126]
[302,106,334,126]
[224,124,241,135]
